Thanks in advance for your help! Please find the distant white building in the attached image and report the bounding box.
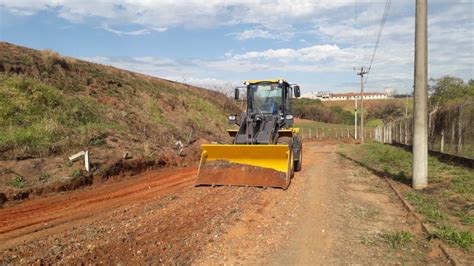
[384,88,396,98]
[302,91,389,101]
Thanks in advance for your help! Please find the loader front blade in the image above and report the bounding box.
[196,144,293,189]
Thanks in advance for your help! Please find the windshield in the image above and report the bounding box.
[249,83,283,114]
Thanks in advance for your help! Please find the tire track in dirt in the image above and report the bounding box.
[0,167,197,249]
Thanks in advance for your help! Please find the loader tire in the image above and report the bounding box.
[294,143,302,172]
[277,137,294,178]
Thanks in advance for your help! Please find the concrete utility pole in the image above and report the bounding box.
[412,0,428,189]
[357,67,369,143]
[354,99,358,139]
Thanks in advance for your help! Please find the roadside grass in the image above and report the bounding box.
[434,225,473,249]
[294,119,354,130]
[380,231,414,249]
[406,192,447,223]
[0,74,121,157]
[454,211,474,226]
[341,142,474,250]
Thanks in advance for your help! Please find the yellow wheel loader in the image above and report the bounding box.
[196,79,303,189]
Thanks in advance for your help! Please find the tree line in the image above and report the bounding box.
[293,76,473,126]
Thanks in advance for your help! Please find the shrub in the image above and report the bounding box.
[10,176,26,188]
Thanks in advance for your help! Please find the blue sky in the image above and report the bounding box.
[0,0,472,95]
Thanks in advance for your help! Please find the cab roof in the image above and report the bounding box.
[245,79,288,85]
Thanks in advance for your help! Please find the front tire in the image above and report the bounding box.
[294,143,302,172]
[277,136,294,178]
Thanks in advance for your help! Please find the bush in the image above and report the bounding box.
[10,176,26,188]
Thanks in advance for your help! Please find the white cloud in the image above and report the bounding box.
[0,0,353,34]
[231,44,350,63]
[4,0,470,93]
[229,29,276,40]
[102,23,150,36]
[233,48,299,61]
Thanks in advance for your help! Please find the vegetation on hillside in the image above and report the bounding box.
[0,75,120,157]
[293,98,354,125]
[0,42,239,160]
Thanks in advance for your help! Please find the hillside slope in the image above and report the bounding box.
[0,42,238,201]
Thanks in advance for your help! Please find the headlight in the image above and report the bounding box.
[228,115,236,121]
[285,114,293,120]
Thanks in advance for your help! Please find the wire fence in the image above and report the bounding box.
[374,103,474,159]
[300,127,376,141]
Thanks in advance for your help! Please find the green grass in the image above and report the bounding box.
[434,225,473,249]
[295,120,354,129]
[343,143,474,190]
[10,176,26,188]
[406,192,447,223]
[450,173,474,195]
[294,119,359,139]
[380,231,414,249]
[39,173,50,182]
[454,211,474,225]
[342,143,474,250]
[71,169,84,178]
[0,75,121,157]
[365,119,384,127]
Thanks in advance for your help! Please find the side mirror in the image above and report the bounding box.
[294,85,301,98]
[234,88,239,100]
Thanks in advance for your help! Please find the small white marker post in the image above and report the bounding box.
[85,151,90,172]
[69,150,90,172]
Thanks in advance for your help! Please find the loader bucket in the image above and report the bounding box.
[196,144,293,189]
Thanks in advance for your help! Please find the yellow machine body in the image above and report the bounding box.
[196,144,293,189]
[195,78,302,189]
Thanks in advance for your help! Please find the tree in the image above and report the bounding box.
[429,76,474,108]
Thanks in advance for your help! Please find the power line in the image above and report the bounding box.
[354,0,359,65]
[364,0,392,82]
[363,0,373,64]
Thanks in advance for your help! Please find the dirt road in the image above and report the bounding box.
[0,142,451,264]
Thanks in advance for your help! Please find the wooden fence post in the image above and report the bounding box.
[440,129,445,153]
[399,121,402,143]
[457,106,463,155]
[451,120,455,153]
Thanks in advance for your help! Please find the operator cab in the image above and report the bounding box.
[232,79,301,127]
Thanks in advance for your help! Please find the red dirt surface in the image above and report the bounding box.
[0,167,197,249]
[0,164,266,264]
[0,142,459,264]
